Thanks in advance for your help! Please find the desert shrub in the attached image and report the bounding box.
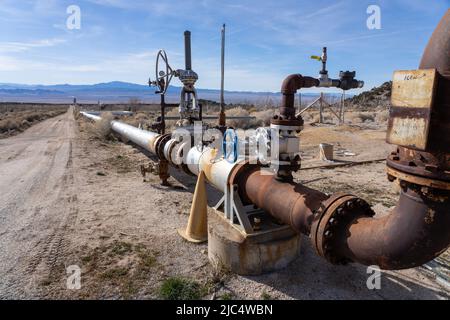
[357,112,375,123]
[158,277,206,300]
[124,112,151,127]
[226,107,251,129]
[375,109,389,123]
[90,112,113,140]
[250,109,275,127]
[0,120,8,132]
[6,119,19,130]
[345,111,376,124]
[21,120,31,128]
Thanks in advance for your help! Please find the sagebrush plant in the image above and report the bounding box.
[90,111,114,140]
[225,107,251,129]
[0,107,66,135]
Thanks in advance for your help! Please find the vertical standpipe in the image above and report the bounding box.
[184,30,192,71]
[219,24,226,126]
[220,24,226,113]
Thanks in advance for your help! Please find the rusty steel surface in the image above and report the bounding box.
[420,9,450,78]
[386,10,450,179]
[387,69,438,150]
[238,169,329,235]
[387,147,450,181]
[386,166,450,191]
[311,194,374,265]
[336,187,450,270]
[79,11,450,271]
[391,69,438,108]
[308,11,450,269]
[419,9,450,154]
[279,74,319,120]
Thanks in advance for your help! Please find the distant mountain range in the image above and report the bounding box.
[0,81,347,104]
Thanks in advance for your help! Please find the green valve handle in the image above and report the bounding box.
[311,55,322,61]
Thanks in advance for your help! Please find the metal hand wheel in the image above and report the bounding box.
[150,50,176,94]
[223,129,239,163]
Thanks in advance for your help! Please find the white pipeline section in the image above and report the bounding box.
[80,112,238,193]
[80,112,161,154]
[80,112,101,122]
[110,121,160,154]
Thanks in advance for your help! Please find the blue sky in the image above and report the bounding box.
[0,0,448,93]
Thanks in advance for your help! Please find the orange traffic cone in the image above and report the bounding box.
[178,171,208,243]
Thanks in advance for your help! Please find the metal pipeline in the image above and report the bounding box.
[334,188,450,269]
[237,168,328,235]
[280,74,319,119]
[80,111,237,192]
[309,10,450,269]
[80,112,161,154]
[79,11,449,270]
[184,30,192,71]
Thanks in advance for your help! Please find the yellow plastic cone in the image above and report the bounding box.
[178,171,208,243]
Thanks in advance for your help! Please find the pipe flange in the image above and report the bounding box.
[271,117,304,128]
[310,192,350,238]
[311,194,375,265]
[386,166,450,191]
[155,133,172,160]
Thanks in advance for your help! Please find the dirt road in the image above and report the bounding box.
[0,109,77,298]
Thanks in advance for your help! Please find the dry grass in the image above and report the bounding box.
[158,277,207,300]
[375,109,389,123]
[88,112,114,140]
[0,105,67,138]
[250,109,275,127]
[68,241,159,299]
[345,111,375,124]
[123,112,153,127]
[226,107,252,129]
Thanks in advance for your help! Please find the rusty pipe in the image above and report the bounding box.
[311,10,450,269]
[237,168,328,235]
[334,187,450,269]
[280,74,319,119]
[420,9,450,77]
[420,8,450,154]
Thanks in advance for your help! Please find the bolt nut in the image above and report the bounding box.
[329,217,338,226]
[387,174,396,182]
[346,200,354,209]
[421,186,430,195]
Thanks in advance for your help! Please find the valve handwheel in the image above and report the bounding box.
[150,50,176,95]
[223,129,239,163]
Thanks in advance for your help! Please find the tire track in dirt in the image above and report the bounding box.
[0,109,80,299]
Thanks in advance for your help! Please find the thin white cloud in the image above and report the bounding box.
[324,27,434,45]
[0,55,47,71]
[0,38,66,53]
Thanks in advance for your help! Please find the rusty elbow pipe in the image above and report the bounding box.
[310,186,450,269]
[311,10,450,270]
[251,11,450,270]
[280,74,319,119]
[335,188,450,269]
